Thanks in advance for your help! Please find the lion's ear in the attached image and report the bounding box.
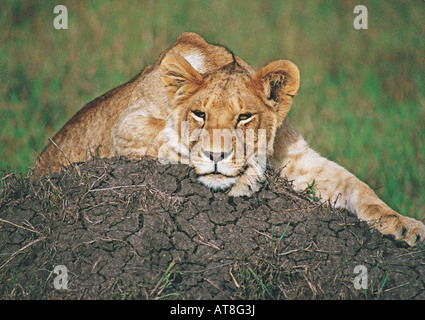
[251,60,300,118]
[161,54,203,103]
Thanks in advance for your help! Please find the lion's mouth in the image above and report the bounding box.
[194,161,247,177]
[197,173,239,191]
[194,162,250,191]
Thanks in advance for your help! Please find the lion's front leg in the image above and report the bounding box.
[275,134,425,246]
[228,165,265,197]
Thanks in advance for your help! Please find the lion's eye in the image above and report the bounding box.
[192,110,206,120]
[238,113,253,122]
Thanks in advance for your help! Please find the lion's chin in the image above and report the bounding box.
[197,174,239,191]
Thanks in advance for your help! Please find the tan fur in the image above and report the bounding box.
[35,32,424,246]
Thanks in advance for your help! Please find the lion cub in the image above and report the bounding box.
[35,32,424,246]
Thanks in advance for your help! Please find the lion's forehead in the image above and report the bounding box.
[203,97,242,121]
[198,85,257,116]
[170,66,275,136]
[205,71,250,91]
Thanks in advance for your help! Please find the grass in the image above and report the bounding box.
[1,0,424,221]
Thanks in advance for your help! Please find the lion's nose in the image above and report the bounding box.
[202,149,232,163]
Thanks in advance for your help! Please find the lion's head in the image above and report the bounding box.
[160,53,300,196]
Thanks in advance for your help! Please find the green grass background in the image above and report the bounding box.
[1,0,424,221]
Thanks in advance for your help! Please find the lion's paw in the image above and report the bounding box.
[228,179,261,197]
[371,210,425,246]
[228,184,255,197]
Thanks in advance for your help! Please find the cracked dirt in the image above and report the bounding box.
[1,157,424,299]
